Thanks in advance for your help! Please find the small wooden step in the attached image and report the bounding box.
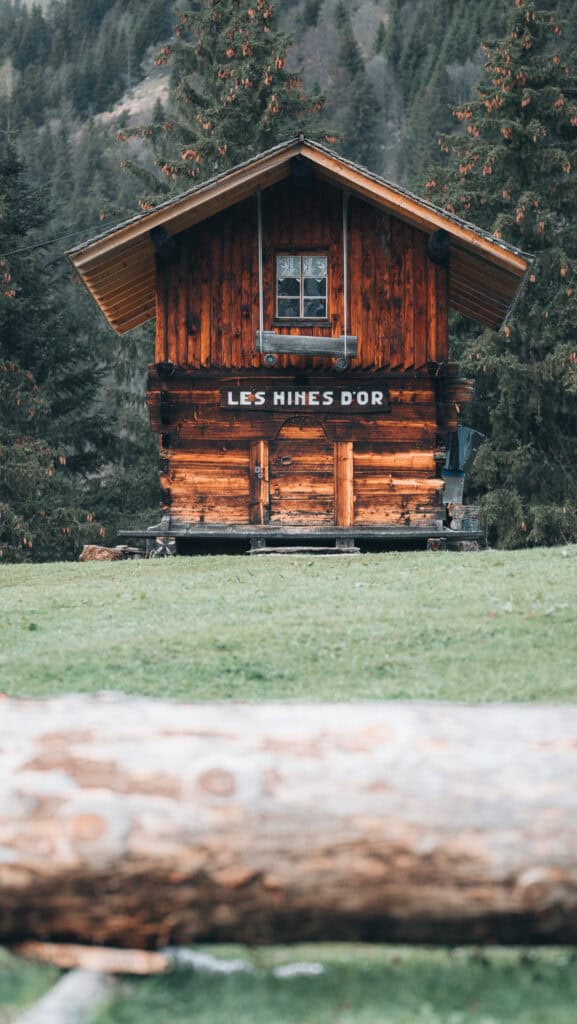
[249,544,360,557]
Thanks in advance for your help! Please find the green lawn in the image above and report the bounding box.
[1,546,576,700]
[3,945,571,1024]
[0,950,58,1023]
[2,549,577,1021]
[2,946,577,1023]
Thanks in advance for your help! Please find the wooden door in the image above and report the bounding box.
[268,424,335,527]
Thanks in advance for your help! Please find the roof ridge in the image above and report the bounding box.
[68,134,533,264]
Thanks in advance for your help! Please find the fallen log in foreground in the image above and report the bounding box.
[2,697,577,946]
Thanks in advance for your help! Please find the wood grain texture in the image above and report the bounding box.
[146,369,456,530]
[335,441,354,527]
[3,699,577,946]
[155,179,450,372]
[249,440,270,525]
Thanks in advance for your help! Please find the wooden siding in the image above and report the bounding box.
[155,179,449,372]
[147,368,470,530]
[70,137,531,336]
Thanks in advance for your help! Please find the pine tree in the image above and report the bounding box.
[0,141,104,561]
[374,21,387,58]
[123,0,326,196]
[426,0,577,546]
[384,0,403,67]
[333,6,382,171]
[302,0,322,29]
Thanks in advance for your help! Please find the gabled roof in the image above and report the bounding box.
[68,136,533,335]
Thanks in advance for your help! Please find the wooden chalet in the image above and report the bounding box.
[68,137,532,552]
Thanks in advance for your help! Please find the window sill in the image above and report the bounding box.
[271,319,333,330]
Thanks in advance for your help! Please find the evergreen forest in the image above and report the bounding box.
[1,0,577,558]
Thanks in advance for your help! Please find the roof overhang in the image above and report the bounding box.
[68,137,533,335]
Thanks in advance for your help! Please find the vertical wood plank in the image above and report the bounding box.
[390,218,404,369]
[184,232,199,368]
[241,200,255,369]
[435,262,449,363]
[403,225,415,370]
[335,441,354,527]
[329,188,343,339]
[172,238,185,365]
[275,183,290,371]
[250,195,262,370]
[309,179,324,248]
[249,440,269,525]
[211,218,223,367]
[413,232,428,369]
[221,213,232,367]
[263,194,279,368]
[426,250,438,364]
[376,211,392,369]
[155,256,168,363]
[230,207,243,369]
[349,198,363,367]
[200,222,211,368]
[180,237,190,366]
[361,205,376,371]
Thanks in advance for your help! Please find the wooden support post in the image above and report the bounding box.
[249,440,269,525]
[335,537,357,551]
[335,441,354,527]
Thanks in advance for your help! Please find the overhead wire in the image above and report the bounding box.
[0,217,123,259]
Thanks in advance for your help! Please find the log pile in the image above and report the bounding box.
[1,697,577,946]
[79,545,144,561]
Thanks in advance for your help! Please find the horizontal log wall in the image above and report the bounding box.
[3,698,577,947]
[154,179,449,372]
[147,369,454,529]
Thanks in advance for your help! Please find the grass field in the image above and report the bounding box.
[91,946,577,1024]
[0,950,58,1023]
[1,546,576,701]
[2,547,577,1021]
[3,946,577,1023]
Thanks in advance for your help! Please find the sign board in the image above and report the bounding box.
[221,386,390,413]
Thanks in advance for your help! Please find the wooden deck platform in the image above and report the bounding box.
[118,523,484,551]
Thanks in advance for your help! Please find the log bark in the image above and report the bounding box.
[2,697,577,946]
[13,943,169,975]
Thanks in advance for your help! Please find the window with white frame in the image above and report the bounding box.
[276,254,328,320]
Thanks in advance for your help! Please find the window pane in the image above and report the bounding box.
[303,276,326,297]
[303,255,327,279]
[278,277,300,297]
[277,256,301,282]
[278,298,300,318]
[277,256,301,300]
[303,298,327,318]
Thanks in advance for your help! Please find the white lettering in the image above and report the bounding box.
[226,386,387,411]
